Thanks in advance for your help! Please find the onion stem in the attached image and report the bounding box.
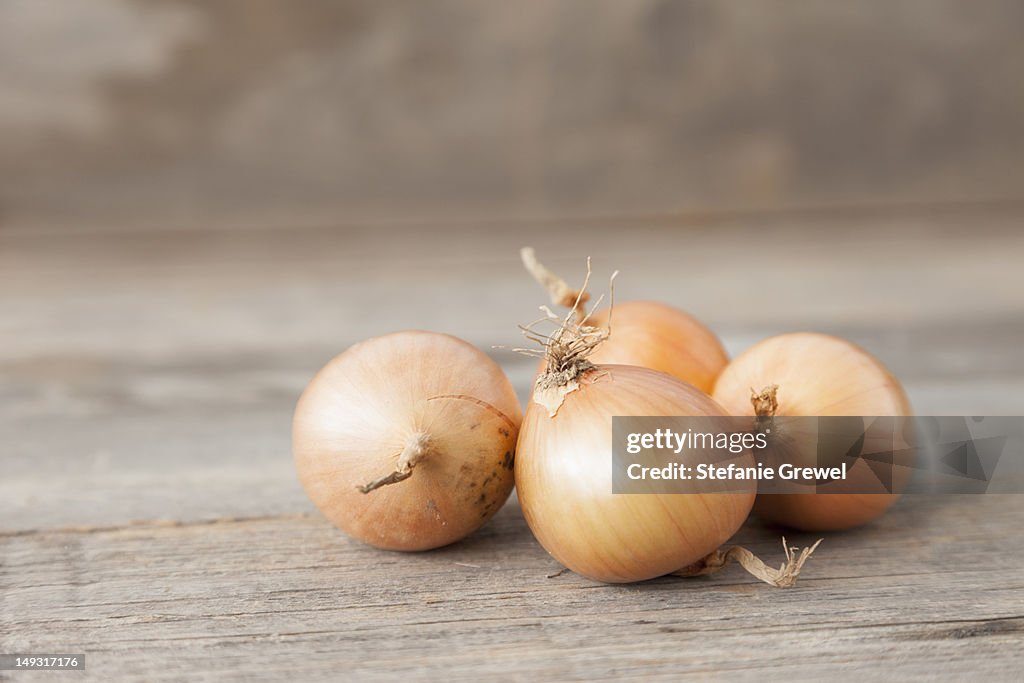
[751,384,779,417]
[674,537,823,588]
[521,247,589,321]
[358,432,431,494]
[751,384,779,433]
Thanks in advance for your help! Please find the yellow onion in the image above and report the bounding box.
[512,289,761,584]
[521,248,728,392]
[293,331,522,551]
[584,301,729,393]
[517,363,755,583]
[712,332,912,531]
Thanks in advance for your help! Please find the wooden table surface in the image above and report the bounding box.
[3,207,1024,680]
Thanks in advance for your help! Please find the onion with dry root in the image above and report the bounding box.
[521,247,728,393]
[712,332,913,531]
[515,274,820,586]
[293,331,522,551]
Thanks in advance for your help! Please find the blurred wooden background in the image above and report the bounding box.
[2,0,1024,228]
[2,2,1024,680]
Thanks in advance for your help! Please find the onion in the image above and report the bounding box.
[518,364,755,582]
[521,248,728,392]
[293,331,522,551]
[712,332,912,531]
[515,291,820,586]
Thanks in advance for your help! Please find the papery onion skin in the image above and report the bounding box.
[712,332,912,531]
[516,365,755,583]
[583,301,729,394]
[293,331,522,551]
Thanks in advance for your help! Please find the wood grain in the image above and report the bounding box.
[3,212,1024,531]
[2,496,1023,682]
[2,210,1023,679]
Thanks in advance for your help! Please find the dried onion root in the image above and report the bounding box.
[520,247,728,393]
[674,537,824,588]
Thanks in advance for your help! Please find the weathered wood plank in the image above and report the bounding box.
[2,211,1022,679]
[3,351,1024,532]
[2,496,1022,681]
[2,214,1023,531]
[4,2,1024,225]
[4,213,1024,364]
